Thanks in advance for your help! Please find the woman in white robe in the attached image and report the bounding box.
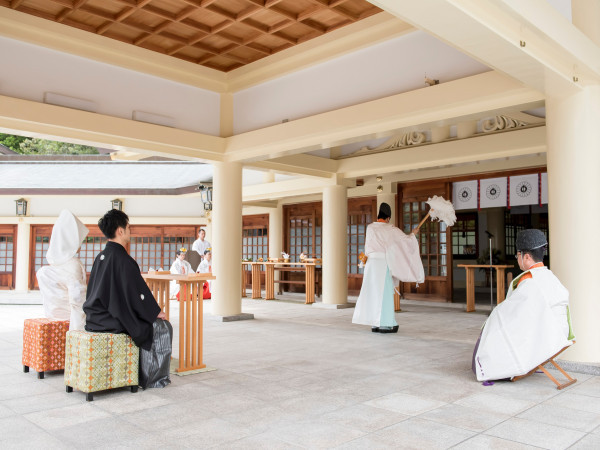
[352,203,424,332]
[36,209,89,330]
[169,248,193,298]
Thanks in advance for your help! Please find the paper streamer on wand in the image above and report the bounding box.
[415,195,456,231]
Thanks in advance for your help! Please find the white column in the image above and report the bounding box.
[268,202,283,259]
[546,85,600,363]
[211,161,250,319]
[322,185,348,305]
[15,221,30,292]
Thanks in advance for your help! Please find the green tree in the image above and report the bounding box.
[0,133,27,152]
[17,138,99,155]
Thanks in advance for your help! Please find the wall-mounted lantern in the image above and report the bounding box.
[198,184,213,211]
[15,198,28,216]
[111,198,123,211]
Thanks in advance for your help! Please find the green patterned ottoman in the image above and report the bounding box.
[64,330,140,401]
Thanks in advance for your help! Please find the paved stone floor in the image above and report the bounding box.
[0,296,599,449]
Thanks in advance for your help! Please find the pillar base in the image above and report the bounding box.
[210,313,254,322]
[312,302,354,310]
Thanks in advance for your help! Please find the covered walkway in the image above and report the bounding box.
[0,296,598,449]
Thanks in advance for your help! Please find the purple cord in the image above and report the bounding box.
[482,380,494,386]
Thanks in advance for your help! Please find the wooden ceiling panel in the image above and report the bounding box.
[1,0,382,72]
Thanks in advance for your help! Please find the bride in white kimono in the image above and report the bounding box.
[36,209,89,330]
[352,203,425,333]
[169,248,194,298]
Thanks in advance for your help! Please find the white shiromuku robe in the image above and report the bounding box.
[474,265,572,381]
[169,259,194,297]
[352,222,425,327]
[196,259,213,294]
[36,209,89,331]
[191,239,211,256]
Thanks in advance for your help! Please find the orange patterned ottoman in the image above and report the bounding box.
[22,318,70,379]
[64,331,139,402]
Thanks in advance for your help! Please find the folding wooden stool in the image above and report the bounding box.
[512,341,577,390]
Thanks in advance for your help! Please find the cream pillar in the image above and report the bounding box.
[321,185,349,306]
[211,161,252,320]
[15,221,30,292]
[268,202,283,259]
[546,85,600,363]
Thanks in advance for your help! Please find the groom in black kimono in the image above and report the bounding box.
[84,209,172,388]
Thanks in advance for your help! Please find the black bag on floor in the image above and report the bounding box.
[139,319,173,389]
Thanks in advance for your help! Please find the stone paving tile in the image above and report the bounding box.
[568,433,600,449]
[419,403,510,432]
[163,417,256,448]
[321,403,409,433]
[49,416,149,448]
[0,415,50,442]
[373,417,476,449]
[484,417,585,449]
[451,434,540,449]
[544,392,600,414]
[568,377,600,398]
[364,392,447,416]
[454,391,537,415]
[400,378,484,403]
[3,390,83,415]
[220,432,304,449]
[23,402,113,430]
[269,419,366,449]
[517,403,600,433]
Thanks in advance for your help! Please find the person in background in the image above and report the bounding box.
[197,249,212,299]
[170,247,193,299]
[352,202,424,333]
[473,229,573,382]
[191,228,211,256]
[36,209,89,331]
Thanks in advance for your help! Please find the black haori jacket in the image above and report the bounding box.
[84,241,160,350]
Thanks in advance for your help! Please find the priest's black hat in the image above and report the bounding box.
[516,229,547,251]
[378,202,392,219]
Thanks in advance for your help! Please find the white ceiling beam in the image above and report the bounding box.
[247,154,338,178]
[225,71,544,163]
[243,177,337,202]
[338,125,546,179]
[0,95,226,161]
[369,0,600,95]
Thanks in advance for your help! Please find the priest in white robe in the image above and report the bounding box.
[352,203,425,333]
[36,209,89,331]
[473,229,574,382]
[169,248,194,298]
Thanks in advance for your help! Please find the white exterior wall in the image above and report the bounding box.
[0,36,220,135]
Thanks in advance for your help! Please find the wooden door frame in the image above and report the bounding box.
[0,225,17,290]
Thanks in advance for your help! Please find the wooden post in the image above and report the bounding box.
[394,283,401,312]
[305,264,315,304]
[251,263,262,299]
[265,263,275,300]
[465,266,475,312]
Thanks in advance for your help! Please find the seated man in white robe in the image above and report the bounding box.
[352,203,424,333]
[169,247,194,299]
[473,229,574,382]
[36,209,89,331]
